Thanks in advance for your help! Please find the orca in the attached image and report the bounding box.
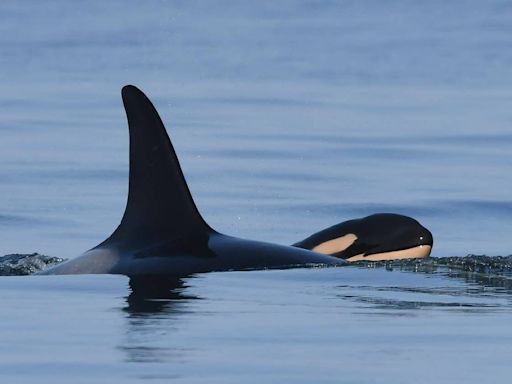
[40,86,345,276]
[39,86,433,276]
[294,213,433,262]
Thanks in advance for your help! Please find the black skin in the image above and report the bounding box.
[40,86,432,276]
[40,86,343,276]
[293,213,433,260]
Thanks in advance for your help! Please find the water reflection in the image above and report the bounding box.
[125,275,199,315]
[119,275,200,364]
[115,258,512,365]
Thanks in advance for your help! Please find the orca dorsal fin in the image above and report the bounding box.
[102,85,212,248]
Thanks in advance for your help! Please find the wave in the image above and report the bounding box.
[352,255,512,274]
[0,253,65,276]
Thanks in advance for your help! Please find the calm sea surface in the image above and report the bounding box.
[1,1,512,382]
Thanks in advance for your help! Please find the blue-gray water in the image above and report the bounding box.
[3,268,512,384]
[1,1,512,382]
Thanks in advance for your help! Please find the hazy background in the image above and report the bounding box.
[1,0,512,257]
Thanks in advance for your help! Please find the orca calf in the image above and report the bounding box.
[294,213,433,262]
[40,86,432,276]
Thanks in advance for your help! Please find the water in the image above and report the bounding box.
[1,1,512,382]
[2,268,512,384]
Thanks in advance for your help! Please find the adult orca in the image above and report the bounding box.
[41,86,345,276]
[40,86,433,276]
